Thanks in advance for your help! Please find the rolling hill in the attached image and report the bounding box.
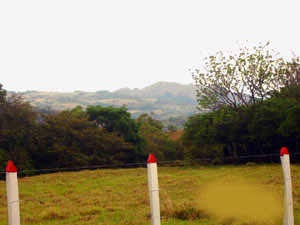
[15,82,199,122]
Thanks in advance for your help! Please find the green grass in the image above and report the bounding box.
[0,164,300,224]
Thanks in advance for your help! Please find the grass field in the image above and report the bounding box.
[0,164,299,225]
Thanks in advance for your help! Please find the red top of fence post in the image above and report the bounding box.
[6,161,17,172]
[147,154,157,164]
[280,147,289,156]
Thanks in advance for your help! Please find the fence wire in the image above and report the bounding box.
[1,153,299,224]
[1,152,299,175]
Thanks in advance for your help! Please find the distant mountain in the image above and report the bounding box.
[17,81,199,122]
[115,81,196,99]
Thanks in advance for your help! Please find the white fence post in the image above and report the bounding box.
[147,154,161,225]
[6,161,21,225]
[280,147,294,225]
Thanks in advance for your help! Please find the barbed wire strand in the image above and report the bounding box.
[1,152,296,203]
[157,152,300,165]
[1,152,298,224]
[0,152,300,175]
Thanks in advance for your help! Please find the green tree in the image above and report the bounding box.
[137,114,182,161]
[86,105,145,162]
[182,109,239,162]
[192,42,286,111]
[38,110,132,168]
[0,83,6,103]
[274,85,300,154]
[186,44,300,163]
[0,93,38,172]
[183,85,300,164]
[284,56,300,87]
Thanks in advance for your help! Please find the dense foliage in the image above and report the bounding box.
[0,94,38,172]
[0,84,183,174]
[183,86,300,163]
[192,42,299,111]
[86,105,145,162]
[137,114,183,161]
[1,43,299,173]
[35,110,133,169]
[184,42,300,163]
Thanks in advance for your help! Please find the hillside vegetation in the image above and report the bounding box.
[15,81,198,121]
[0,84,184,173]
[0,164,299,225]
[183,43,300,163]
[1,42,300,174]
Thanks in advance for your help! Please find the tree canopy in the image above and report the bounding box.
[0,84,150,174]
[183,84,300,163]
[185,43,300,163]
[86,105,145,161]
[192,42,289,111]
[137,114,183,161]
[0,91,38,172]
[37,110,133,168]
[0,83,6,103]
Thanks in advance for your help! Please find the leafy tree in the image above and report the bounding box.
[37,111,91,168]
[284,56,300,87]
[37,110,132,168]
[0,83,6,103]
[86,105,145,162]
[182,110,239,162]
[183,84,300,164]
[274,85,300,155]
[137,113,164,130]
[70,105,86,116]
[0,93,38,172]
[137,114,182,160]
[185,43,300,163]
[191,42,286,111]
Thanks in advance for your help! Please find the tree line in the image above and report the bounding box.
[0,85,182,175]
[1,42,300,174]
[183,42,300,163]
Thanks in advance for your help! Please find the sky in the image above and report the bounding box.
[1,0,300,92]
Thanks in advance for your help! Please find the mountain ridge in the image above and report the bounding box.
[114,81,196,98]
[14,81,199,121]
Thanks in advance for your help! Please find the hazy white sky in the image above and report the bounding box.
[1,0,300,92]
